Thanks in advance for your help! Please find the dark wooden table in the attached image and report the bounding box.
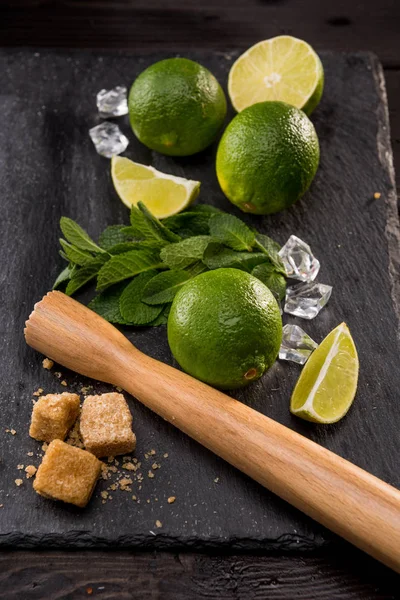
[0,1,399,598]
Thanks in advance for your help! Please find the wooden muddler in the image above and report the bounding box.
[25,291,400,571]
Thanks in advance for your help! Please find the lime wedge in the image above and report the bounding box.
[111,156,200,219]
[228,36,324,115]
[290,323,359,424]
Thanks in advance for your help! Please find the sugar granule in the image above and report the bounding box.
[15,479,23,486]
[42,358,54,370]
[25,465,37,478]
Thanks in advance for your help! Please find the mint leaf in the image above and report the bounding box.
[252,263,286,301]
[107,240,166,255]
[119,271,164,325]
[60,217,105,254]
[203,243,266,272]
[255,234,285,274]
[99,225,136,250]
[129,203,181,243]
[88,282,131,324]
[97,249,164,290]
[107,242,142,255]
[162,212,211,238]
[265,271,286,302]
[189,205,222,214]
[209,213,255,251]
[185,261,208,277]
[160,236,213,270]
[52,264,76,290]
[65,254,110,296]
[149,304,171,326]
[111,238,168,253]
[251,261,276,279]
[59,239,97,266]
[142,270,190,305]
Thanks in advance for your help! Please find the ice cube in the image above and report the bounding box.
[97,86,128,118]
[279,324,318,364]
[278,235,320,282]
[89,122,129,158]
[284,282,332,320]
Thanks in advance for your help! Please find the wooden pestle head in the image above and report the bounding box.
[24,291,136,384]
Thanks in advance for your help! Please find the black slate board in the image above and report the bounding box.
[0,49,399,551]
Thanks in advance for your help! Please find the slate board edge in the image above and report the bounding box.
[0,49,398,552]
[0,531,329,552]
[373,56,400,335]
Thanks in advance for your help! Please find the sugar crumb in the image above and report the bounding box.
[168,496,176,504]
[25,465,37,478]
[148,471,154,479]
[163,453,169,458]
[214,477,219,483]
[33,388,44,397]
[155,520,162,528]
[60,380,68,387]
[15,479,23,487]
[80,385,93,394]
[374,192,381,199]
[54,372,62,379]
[122,462,136,471]
[41,442,48,452]
[42,358,54,370]
[27,451,34,457]
[119,478,132,491]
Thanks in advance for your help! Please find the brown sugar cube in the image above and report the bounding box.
[80,393,136,458]
[33,439,101,507]
[29,393,80,442]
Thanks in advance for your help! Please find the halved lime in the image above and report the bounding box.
[111,156,200,219]
[228,36,324,115]
[290,323,359,424]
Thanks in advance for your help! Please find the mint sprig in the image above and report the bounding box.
[52,202,287,326]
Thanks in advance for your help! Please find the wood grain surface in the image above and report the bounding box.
[0,0,399,67]
[0,547,399,600]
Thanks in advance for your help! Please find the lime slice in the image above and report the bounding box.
[228,36,324,115]
[290,323,359,424]
[111,156,201,219]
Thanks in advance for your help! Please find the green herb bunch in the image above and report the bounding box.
[54,202,287,327]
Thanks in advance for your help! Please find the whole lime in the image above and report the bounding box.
[128,58,227,156]
[167,268,282,390]
[216,101,320,215]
